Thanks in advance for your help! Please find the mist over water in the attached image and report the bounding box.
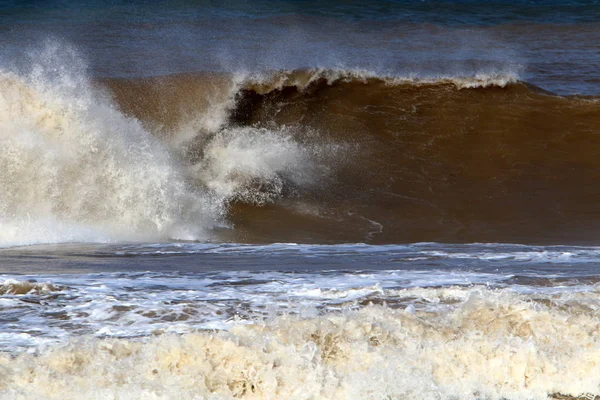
[3,1,600,94]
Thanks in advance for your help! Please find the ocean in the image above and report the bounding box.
[1,1,600,399]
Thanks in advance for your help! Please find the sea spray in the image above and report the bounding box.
[0,43,208,244]
[0,44,326,246]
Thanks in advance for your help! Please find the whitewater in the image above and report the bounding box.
[1,242,600,399]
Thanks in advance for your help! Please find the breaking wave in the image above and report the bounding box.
[3,43,600,246]
[0,45,325,246]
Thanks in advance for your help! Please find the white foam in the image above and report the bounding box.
[0,43,213,246]
[0,264,580,353]
[2,286,600,399]
[0,44,334,247]
[246,67,521,91]
[192,126,317,205]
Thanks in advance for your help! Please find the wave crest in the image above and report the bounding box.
[241,68,521,93]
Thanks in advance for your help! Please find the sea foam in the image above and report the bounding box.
[2,286,600,399]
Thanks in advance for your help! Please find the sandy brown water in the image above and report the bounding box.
[102,71,600,244]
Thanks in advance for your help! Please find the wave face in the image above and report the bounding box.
[106,68,600,244]
[3,46,600,245]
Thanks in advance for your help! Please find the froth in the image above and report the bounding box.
[2,286,600,399]
[0,278,59,295]
[0,44,210,244]
[193,126,317,205]
[243,67,521,93]
[0,45,330,246]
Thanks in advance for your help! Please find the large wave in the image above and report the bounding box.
[3,43,600,246]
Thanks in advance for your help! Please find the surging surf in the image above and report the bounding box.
[3,44,600,246]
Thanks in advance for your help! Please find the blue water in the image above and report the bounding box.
[3,0,600,24]
[2,0,600,94]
